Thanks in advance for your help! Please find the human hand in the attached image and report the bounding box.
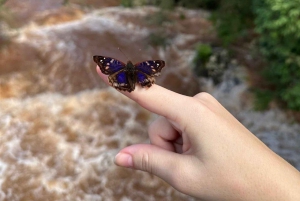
[97,67,300,201]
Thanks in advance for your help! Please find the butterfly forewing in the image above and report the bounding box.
[93,55,125,74]
[135,60,165,76]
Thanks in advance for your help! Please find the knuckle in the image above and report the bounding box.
[189,96,208,112]
[194,92,214,103]
[147,119,157,135]
[193,92,219,112]
[140,152,152,173]
[148,118,161,143]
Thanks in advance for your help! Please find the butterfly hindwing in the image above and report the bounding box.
[93,56,125,74]
[108,70,134,92]
[136,71,155,87]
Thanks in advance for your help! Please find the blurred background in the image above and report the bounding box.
[0,0,299,200]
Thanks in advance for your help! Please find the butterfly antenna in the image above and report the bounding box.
[118,47,130,61]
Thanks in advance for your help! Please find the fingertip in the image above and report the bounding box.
[114,152,133,168]
[96,65,110,85]
[96,65,101,74]
[114,144,146,168]
[96,65,103,78]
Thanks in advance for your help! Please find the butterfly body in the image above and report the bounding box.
[93,55,165,92]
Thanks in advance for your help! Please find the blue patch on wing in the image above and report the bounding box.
[104,58,124,73]
[135,61,156,75]
[93,56,125,75]
[137,72,147,83]
[116,71,128,84]
[137,71,154,87]
[135,60,165,76]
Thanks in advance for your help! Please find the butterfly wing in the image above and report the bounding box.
[93,55,135,92]
[93,55,125,75]
[108,70,135,92]
[135,60,165,87]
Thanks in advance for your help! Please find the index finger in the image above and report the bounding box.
[96,66,192,122]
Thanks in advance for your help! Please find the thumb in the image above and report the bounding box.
[115,144,185,185]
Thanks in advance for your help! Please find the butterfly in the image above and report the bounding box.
[93,55,165,92]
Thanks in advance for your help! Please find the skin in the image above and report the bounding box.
[97,67,300,201]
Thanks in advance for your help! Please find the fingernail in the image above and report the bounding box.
[115,153,133,168]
